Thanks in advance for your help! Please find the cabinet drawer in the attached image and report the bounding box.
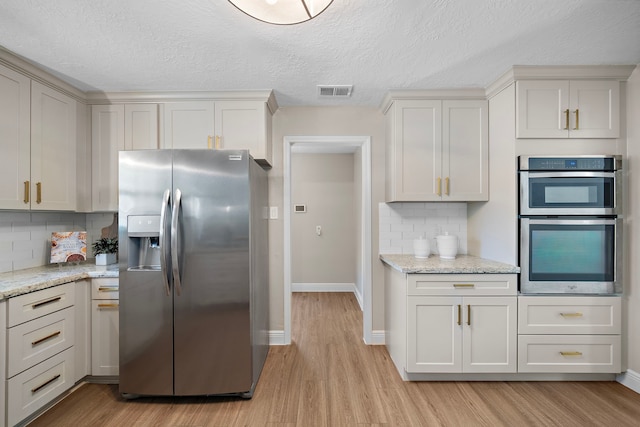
[408,274,516,296]
[7,347,76,427]
[7,307,75,377]
[518,335,620,373]
[8,282,75,327]
[518,296,621,335]
[91,278,119,300]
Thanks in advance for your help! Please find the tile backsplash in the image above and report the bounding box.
[0,211,117,274]
[379,202,467,256]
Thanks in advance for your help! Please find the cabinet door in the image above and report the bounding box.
[30,81,77,211]
[407,296,461,373]
[0,64,31,210]
[92,105,124,211]
[91,299,119,376]
[516,80,569,138]
[125,104,158,150]
[462,296,517,373]
[569,80,620,138]
[387,100,442,201]
[214,101,271,165]
[162,101,215,149]
[442,100,488,201]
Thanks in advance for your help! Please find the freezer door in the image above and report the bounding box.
[119,150,174,396]
[172,150,252,395]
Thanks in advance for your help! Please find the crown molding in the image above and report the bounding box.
[0,46,87,103]
[485,65,637,99]
[86,89,279,111]
[380,88,486,113]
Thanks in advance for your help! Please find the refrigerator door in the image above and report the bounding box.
[172,150,252,395]
[119,150,174,396]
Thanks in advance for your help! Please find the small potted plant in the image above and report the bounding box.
[93,237,118,265]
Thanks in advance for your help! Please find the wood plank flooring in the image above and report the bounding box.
[30,292,640,426]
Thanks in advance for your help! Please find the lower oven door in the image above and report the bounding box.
[520,217,622,294]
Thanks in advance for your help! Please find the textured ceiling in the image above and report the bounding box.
[1,0,639,107]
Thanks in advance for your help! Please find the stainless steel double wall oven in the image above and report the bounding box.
[518,155,622,294]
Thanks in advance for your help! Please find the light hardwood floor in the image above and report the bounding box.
[30,292,640,426]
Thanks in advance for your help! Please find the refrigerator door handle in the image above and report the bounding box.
[171,188,183,296]
[159,189,171,296]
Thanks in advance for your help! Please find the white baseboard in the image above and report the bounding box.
[617,369,640,394]
[292,282,356,292]
[366,330,385,345]
[269,330,286,346]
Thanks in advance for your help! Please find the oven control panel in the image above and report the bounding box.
[519,156,620,171]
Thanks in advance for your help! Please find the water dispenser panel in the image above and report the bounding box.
[128,215,161,237]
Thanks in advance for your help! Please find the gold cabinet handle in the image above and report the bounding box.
[574,109,579,130]
[207,135,213,149]
[467,305,471,326]
[32,331,61,346]
[215,135,222,149]
[437,177,442,196]
[98,303,119,309]
[453,283,475,288]
[445,177,450,196]
[560,351,583,357]
[564,109,570,130]
[24,181,30,204]
[36,182,42,204]
[32,296,61,309]
[457,304,461,326]
[98,287,119,292]
[31,374,61,394]
[560,312,583,318]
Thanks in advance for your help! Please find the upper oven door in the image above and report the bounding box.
[519,171,619,216]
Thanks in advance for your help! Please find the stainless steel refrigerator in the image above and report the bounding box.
[118,149,269,398]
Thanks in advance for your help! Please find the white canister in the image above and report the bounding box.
[413,237,430,259]
[436,233,458,259]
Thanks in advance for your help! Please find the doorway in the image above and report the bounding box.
[283,136,372,344]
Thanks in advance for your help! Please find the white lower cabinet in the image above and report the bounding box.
[517,296,622,373]
[408,296,517,373]
[385,268,518,378]
[91,278,119,377]
[4,283,77,426]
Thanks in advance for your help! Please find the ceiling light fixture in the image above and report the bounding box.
[228,0,334,25]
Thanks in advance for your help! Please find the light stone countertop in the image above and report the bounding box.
[380,254,520,274]
[0,262,119,300]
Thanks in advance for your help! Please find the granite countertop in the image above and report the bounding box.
[0,262,119,300]
[380,254,520,274]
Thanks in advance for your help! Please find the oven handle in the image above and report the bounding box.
[524,218,618,226]
[519,171,617,178]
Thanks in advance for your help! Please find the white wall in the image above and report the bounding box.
[379,202,467,256]
[269,106,386,331]
[291,153,356,285]
[624,65,640,378]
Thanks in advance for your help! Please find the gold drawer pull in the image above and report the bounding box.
[437,177,442,196]
[98,287,119,292]
[98,303,119,309]
[560,312,583,318]
[457,304,461,326]
[560,351,583,357]
[453,283,475,288]
[32,331,61,346]
[31,374,61,394]
[564,109,570,130]
[445,177,450,196]
[36,181,42,204]
[32,296,62,309]
[467,305,471,326]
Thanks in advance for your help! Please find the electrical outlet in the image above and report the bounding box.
[269,206,278,219]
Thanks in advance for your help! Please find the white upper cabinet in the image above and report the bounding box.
[0,63,31,210]
[161,101,215,150]
[516,80,620,138]
[30,81,77,211]
[91,104,158,211]
[161,100,273,167]
[385,98,488,202]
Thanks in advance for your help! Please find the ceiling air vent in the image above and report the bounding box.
[318,85,353,98]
